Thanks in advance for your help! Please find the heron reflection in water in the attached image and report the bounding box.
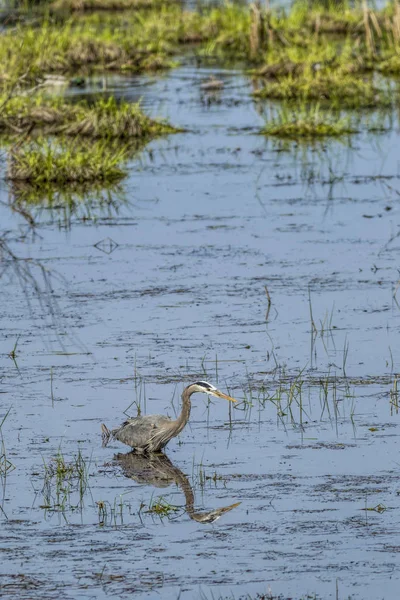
[114,451,240,523]
[102,381,237,453]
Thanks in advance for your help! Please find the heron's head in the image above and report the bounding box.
[190,381,237,403]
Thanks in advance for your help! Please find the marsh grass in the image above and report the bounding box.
[0,408,15,479]
[254,71,391,109]
[96,495,135,526]
[197,1,400,88]
[192,458,206,491]
[145,494,180,518]
[261,104,357,138]
[192,460,225,491]
[246,366,357,427]
[51,0,177,12]
[198,3,362,63]
[8,336,21,371]
[390,376,399,413]
[289,0,364,33]
[4,2,400,86]
[270,367,309,424]
[0,408,15,519]
[62,97,176,138]
[0,20,152,83]
[0,9,206,81]
[7,138,127,185]
[2,94,173,201]
[199,4,253,60]
[0,95,175,139]
[198,3,328,62]
[40,447,91,513]
[122,361,147,417]
[6,2,400,77]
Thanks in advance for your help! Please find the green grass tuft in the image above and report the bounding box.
[7,138,127,185]
[261,104,357,138]
[39,448,91,512]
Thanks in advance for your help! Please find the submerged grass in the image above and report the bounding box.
[262,104,357,138]
[7,138,127,185]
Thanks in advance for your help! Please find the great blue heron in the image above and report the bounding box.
[101,381,236,453]
[113,451,240,523]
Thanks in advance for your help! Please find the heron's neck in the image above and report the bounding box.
[173,468,195,515]
[174,390,192,436]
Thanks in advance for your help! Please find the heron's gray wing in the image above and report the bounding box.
[112,414,171,450]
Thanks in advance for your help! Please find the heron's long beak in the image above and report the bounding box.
[213,390,237,403]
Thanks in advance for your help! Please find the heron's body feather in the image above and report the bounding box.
[112,414,172,452]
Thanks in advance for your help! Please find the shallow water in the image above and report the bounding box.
[1,64,400,600]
